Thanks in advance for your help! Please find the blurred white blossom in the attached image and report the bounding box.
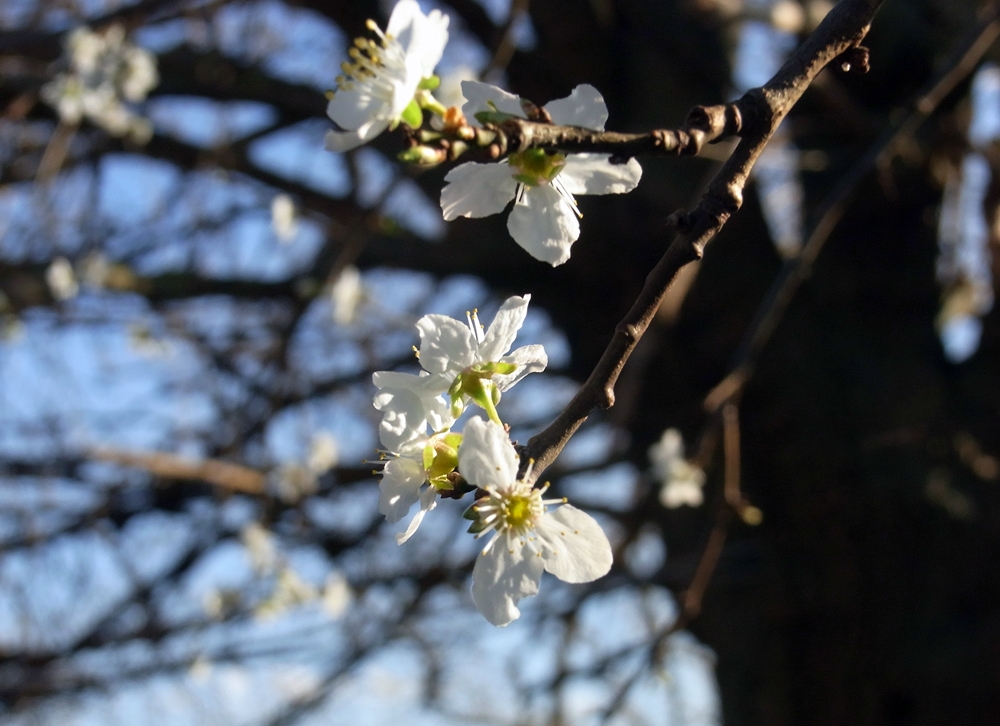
[649,428,706,509]
[41,25,158,142]
[45,257,78,301]
[308,432,340,474]
[322,571,353,618]
[270,194,299,243]
[241,522,279,575]
[330,265,363,325]
[255,568,318,619]
[269,463,319,504]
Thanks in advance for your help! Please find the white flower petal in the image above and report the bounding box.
[507,184,580,266]
[416,314,478,373]
[660,480,704,508]
[536,505,613,583]
[395,5,450,79]
[458,417,520,490]
[386,0,422,37]
[423,394,455,433]
[479,295,530,362]
[543,84,608,130]
[372,371,452,426]
[327,86,386,132]
[461,81,525,127]
[496,344,548,391]
[471,534,544,626]
[396,485,438,543]
[650,428,685,464]
[378,457,426,523]
[559,154,642,195]
[440,162,518,220]
[324,120,387,152]
[373,387,427,454]
[373,370,450,396]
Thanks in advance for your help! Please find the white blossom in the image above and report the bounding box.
[45,257,78,301]
[269,463,319,504]
[325,0,449,152]
[372,380,458,543]
[372,370,454,454]
[308,432,340,474]
[377,429,462,544]
[41,25,158,142]
[270,194,298,243]
[459,418,613,626]
[242,522,279,575]
[413,294,547,422]
[322,571,353,618]
[330,265,363,326]
[440,82,643,266]
[649,428,706,509]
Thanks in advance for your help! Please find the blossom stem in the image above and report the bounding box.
[417,90,448,117]
[478,381,503,426]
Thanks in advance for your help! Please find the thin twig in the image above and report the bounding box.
[483,0,531,78]
[92,447,266,493]
[498,102,743,159]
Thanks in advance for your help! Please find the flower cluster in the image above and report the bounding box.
[324,2,642,267]
[41,25,158,142]
[323,1,641,625]
[372,296,612,626]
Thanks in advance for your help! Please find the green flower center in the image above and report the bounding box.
[503,495,535,529]
[423,432,462,490]
[448,361,518,424]
[508,148,566,187]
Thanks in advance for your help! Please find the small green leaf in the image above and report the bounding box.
[475,110,516,125]
[400,98,423,129]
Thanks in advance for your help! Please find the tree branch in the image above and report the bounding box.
[522,0,885,483]
[497,101,743,159]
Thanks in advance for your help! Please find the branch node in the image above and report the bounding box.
[723,103,743,137]
[681,129,705,155]
[836,45,871,74]
[652,128,679,153]
[600,385,615,409]
[521,99,552,123]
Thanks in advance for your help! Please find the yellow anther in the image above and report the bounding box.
[365,19,378,31]
[354,37,368,49]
